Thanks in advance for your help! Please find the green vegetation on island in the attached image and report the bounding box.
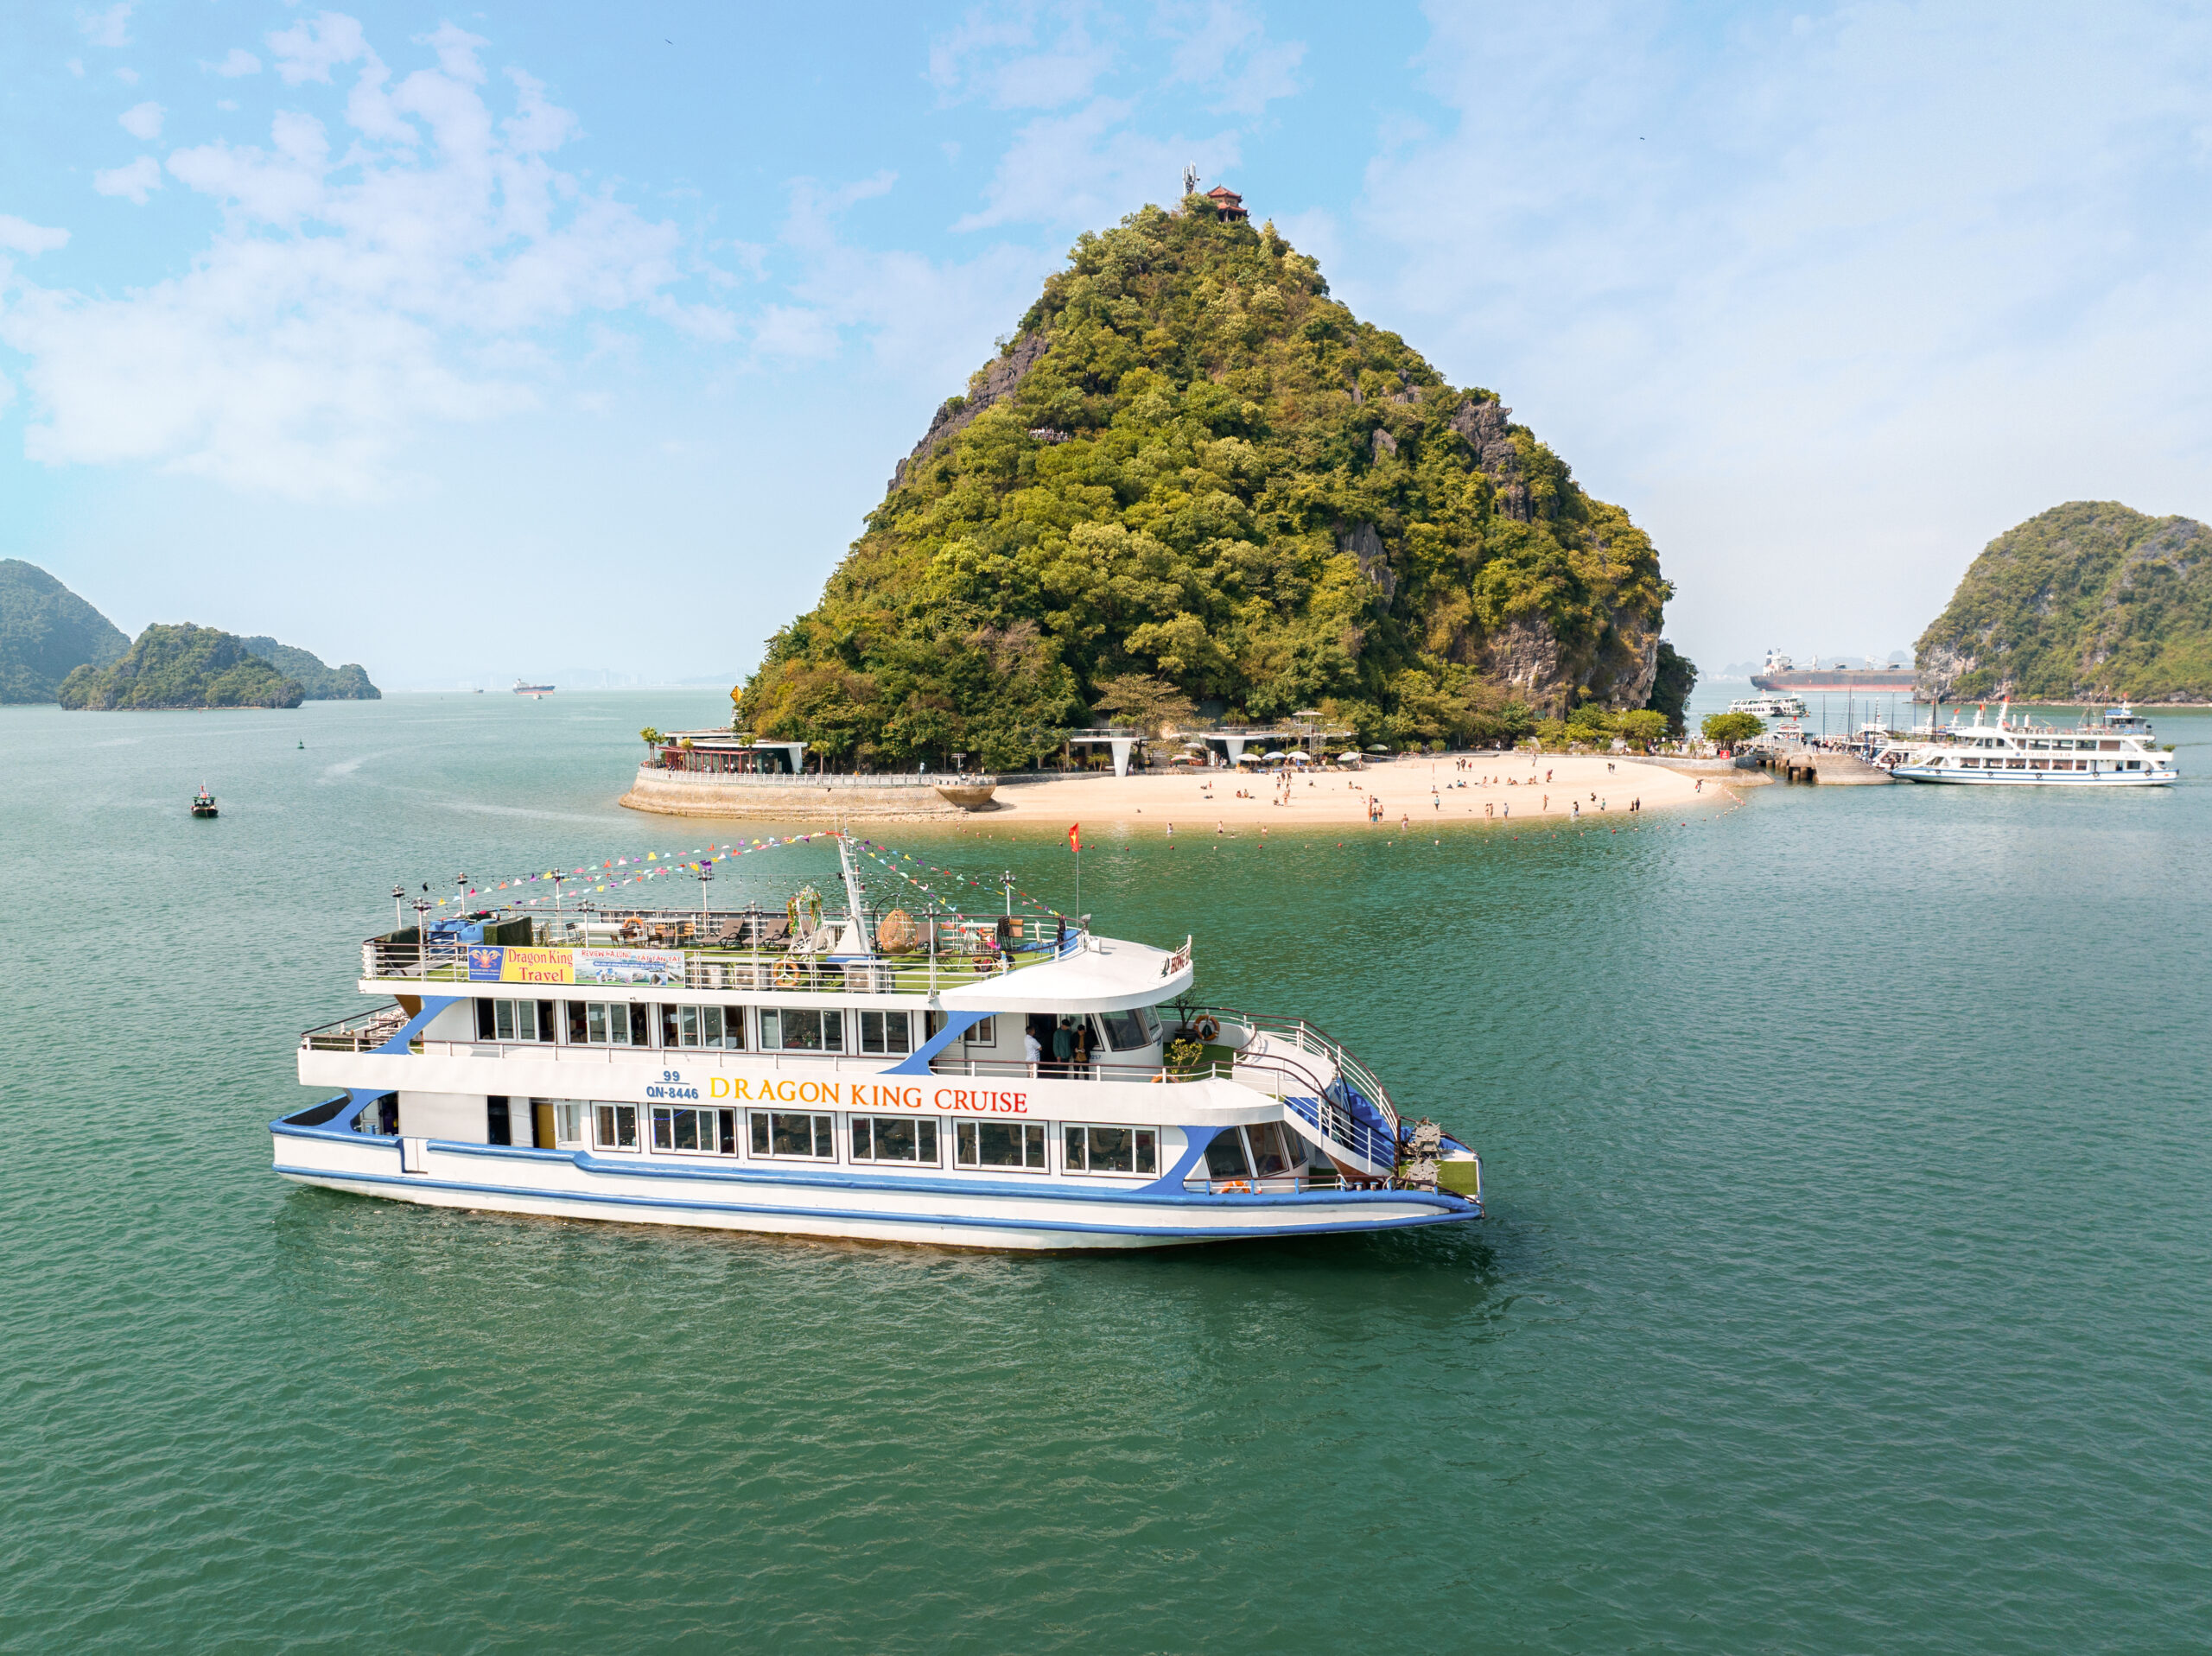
[58,624,305,710]
[239,636,380,700]
[0,560,128,704]
[1701,711,1764,747]
[738,199,1680,768]
[1918,502,2212,702]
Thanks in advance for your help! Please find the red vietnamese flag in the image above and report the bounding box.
[1068,823,1081,853]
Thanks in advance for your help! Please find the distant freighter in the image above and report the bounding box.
[512,679,554,697]
[1749,650,1916,694]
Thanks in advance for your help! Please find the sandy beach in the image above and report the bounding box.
[978,752,1728,829]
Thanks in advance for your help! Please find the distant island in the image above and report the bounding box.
[238,636,381,700]
[735,190,1691,770]
[59,624,306,710]
[0,558,382,708]
[1917,502,2212,703]
[0,560,128,703]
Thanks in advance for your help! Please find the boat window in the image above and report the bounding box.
[1096,1010,1151,1051]
[925,1012,995,1049]
[1204,1131,1251,1181]
[652,1106,737,1154]
[858,1010,912,1056]
[570,1001,647,1045]
[762,1008,843,1052]
[1244,1122,1292,1177]
[476,999,551,1043]
[956,1120,1046,1171]
[659,1004,741,1050]
[1065,1124,1159,1176]
[852,1115,938,1163]
[1140,1006,1163,1045]
[553,1100,589,1147]
[486,1095,512,1146]
[749,1110,834,1158]
[593,1102,639,1151]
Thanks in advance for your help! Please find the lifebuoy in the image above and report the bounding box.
[1192,1014,1220,1043]
[773,958,801,988]
[1217,1179,1251,1194]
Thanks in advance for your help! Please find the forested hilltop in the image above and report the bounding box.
[239,637,380,699]
[739,197,1681,766]
[1918,502,2212,702]
[59,625,304,710]
[0,560,127,703]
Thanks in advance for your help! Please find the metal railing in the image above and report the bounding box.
[362,906,1091,996]
[1177,1004,1404,1170]
[301,1006,412,1051]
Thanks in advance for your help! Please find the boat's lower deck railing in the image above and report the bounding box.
[1175,1004,1404,1168]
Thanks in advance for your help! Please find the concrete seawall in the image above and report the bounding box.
[620,767,975,820]
[1742,750,1893,784]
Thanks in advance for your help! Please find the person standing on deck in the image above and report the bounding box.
[1052,1018,1074,1077]
[1025,1025,1043,1077]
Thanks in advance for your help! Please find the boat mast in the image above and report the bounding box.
[835,828,873,952]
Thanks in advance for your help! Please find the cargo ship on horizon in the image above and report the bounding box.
[1749,649,1918,695]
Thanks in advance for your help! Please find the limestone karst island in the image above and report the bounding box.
[625,191,1698,823]
[0,560,379,709]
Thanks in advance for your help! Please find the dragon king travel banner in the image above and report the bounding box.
[468,946,575,984]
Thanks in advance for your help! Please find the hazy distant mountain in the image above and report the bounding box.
[0,560,128,703]
[58,624,304,710]
[239,636,380,699]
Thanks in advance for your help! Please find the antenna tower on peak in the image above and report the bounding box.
[1181,162,1199,197]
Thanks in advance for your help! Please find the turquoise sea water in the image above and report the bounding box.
[3,692,2209,1653]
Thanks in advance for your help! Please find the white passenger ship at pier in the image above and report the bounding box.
[272,838,1480,1249]
[1872,702,2177,786]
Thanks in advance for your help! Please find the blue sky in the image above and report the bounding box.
[3,2,2210,688]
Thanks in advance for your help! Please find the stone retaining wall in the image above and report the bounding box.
[620,766,969,820]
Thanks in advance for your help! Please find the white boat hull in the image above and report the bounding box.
[271,1122,1475,1251]
[1889,765,2175,787]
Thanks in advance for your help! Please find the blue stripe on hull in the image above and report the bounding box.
[271,1163,1475,1244]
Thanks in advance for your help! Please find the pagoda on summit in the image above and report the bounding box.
[1204,185,1248,223]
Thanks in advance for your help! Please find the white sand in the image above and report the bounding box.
[980,752,1725,829]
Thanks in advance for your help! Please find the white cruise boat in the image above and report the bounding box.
[1872,701,2177,787]
[271,837,1481,1249]
[1729,691,1808,720]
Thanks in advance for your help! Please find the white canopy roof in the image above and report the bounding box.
[936,935,1193,1012]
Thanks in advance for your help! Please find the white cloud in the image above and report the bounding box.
[928,3,1116,109]
[92,156,161,203]
[114,67,138,86]
[208,48,262,79]
[269,11,369,86]
[79,3,131,48]
[0,216,71,256]
[1155,0,1306,116]
[3,21,731,500]
[1326,1,2212,665]
[953,98,1237,231]
[118,101,163,140]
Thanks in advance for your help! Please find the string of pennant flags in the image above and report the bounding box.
[417,828,1078,920]
[421,832,833,910]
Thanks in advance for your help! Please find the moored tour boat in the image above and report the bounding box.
[271,836,1481,1249]
[1873,701,2177,786]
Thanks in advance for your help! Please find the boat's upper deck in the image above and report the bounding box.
[364,904,1195,1013]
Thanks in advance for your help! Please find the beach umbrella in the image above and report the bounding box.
[1290,752,1312,763]
[1235,752,1262,764]
[1365,744,1389,753]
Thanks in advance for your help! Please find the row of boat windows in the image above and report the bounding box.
[552,1100,1157,1175]
[475,999,918,1055]
[1934,757,2147,771]
[1955,737,2127,751]
[473,1000,1164,1057]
